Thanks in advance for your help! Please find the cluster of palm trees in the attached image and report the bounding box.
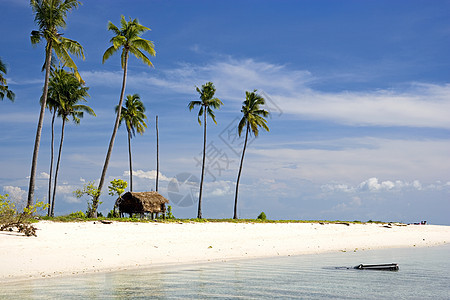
[22,0,155,218]
[189,83,270,219]
[0,58,15,102]
[44,67,95,216]
[9,0,269,219]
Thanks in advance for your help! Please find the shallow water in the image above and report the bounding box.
[1,245,449,299]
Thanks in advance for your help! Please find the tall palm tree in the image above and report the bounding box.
[40,67,60,215]
[155,115,159,192]
[233,90,269,219]
[27,0,84,207]
[115,93,147,192]
[0,58,15,101]
[94,15,155,218]
[47,68,94,216]
[188,82,223,219]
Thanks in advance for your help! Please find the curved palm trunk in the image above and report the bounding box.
[94,51,129,218]
[197,109,207,219]
[234,123,249,219]
[156,115,159,192]
[27,45,52,207]
[51,118,66,217]
[47,110,56,216]
[127,128,133,192]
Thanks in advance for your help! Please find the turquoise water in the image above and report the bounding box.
[1,245,449,299]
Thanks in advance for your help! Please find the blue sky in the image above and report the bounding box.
[1,0,449,224]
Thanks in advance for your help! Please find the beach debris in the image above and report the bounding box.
[354,263,399,271]
[100,220,113,224]
[336,222,350,226]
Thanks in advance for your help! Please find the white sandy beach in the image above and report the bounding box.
[1,221,449,282]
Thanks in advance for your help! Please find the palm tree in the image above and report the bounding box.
[0,58,15,101]
[115,93,147,192]
[93,16,155,218]
[47,68,94,216]
[41,67,60,215]
[155,115,159,192]
[233,90,269,219]
[188,82,223,219]
[27,0,84,207]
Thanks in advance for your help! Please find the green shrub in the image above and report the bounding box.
[0,194,48,236]
[257,212,267,221]
[68,211,86,218]
[73,181,101,218]
[107,209,119,218]
[166,205,175,219]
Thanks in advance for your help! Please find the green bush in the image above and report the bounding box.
[257,212,267,221]
[68,211,86,218]
[0,194,48,236]
[107,209,119,218]
[166,205,175,219]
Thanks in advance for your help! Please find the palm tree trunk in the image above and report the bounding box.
[127,129,133,192]
[94,50,129,218]
[47,110,56,216]
[156,115,159,192]
[27,44,52,207]
[234,123,249,219]
[198,109,207,219]
[51,118,66,217]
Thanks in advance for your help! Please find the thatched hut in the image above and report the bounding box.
[116,191,169,219]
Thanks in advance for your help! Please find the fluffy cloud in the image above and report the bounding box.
[323,178,449,193]
[123,170,171,182]
[3,186,27,203]
[359,178,396,191]
[2,186,27,210]
[39,172,50,179]
[84,57,450,128]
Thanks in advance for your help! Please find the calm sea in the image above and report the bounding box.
[1,245,449,299]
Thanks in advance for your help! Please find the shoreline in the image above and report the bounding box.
[1,221,449,283]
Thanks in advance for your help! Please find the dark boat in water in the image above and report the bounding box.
[354,263,399,271]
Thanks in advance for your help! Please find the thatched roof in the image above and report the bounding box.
[117,191,169,213]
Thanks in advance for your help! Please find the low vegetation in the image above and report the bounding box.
[36,209,390,225]
[0,194,48,236]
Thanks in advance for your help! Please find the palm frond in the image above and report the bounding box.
[207,107,217,124]
[102,45,118,63]
[188,100,202,111]
[239,90,270,137]
[129,47,154,67]
[30,30,42,45]
[107,21,121,36]
[197,106,204,125]
[237,117,247,136]
[131,38,156,56]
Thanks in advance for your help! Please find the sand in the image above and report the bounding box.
[1,221,449,282]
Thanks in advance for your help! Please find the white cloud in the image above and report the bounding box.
[123,169,171,182]
[250,137,450,183]
[322,178,448,194]
[2,186,27,209]
[3,186,26,201]
[359,178,396,191]
[84,57,450,128]
[39,172,50,179]
[56,184,76,194]
[204,180,234,197]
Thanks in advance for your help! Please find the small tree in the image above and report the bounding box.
[73,181,101,218]
[108,179,127,197]
[108,179,127,217]
[0,194,48,236]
